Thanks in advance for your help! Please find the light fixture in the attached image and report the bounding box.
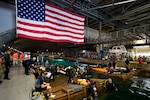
[82,50,86,53]
[133,45,149,48]
[83,0,136,11]
[125,22,128,24]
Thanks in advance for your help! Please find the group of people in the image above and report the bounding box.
[35,69,56,98]
[1,49,11,80]
[66,65,89,84]
[22,58,56,98]
[22,57,37,75]
[0,49,25,83]
[63,65,118,100]
[0,48,119,100]
[87,78,118,100]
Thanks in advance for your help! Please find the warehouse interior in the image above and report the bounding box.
[0,1,150,100]
[0,0,149,60]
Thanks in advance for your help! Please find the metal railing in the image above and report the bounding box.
[86,24,150,44]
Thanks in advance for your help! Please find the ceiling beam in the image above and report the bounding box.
[144,33,150,38]
[121,2,134,13]
[106,3,150,22]
[67,0,77,9]
[83,0,136,11]
[92,24,100,30]
[49,0,102,20]
[127,15,150,24]
[127,13,150,22]
[88,19,96,24]
[118,19,150,30]
[88,21,99,27]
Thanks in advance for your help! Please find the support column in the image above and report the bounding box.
[134,48,137,60]
[99,44,104,60]
[96,44,103,53]
[96,45,100,53]
[100,44,103,51]
[98,21,102,39]
[116,31,118,45]
[96,44,104,60]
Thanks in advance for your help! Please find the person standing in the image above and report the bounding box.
[138,56,142,67]
[67,67,74,83]
[108,60,112,68]
[22,58,31,75]
[138,57,142,64]
[3,49,11,80]
[112,54,117,69]
[112,61,116,69]
[125,58,129,66]
[20,53,24,67]
[12,52,19,67]
[22,57,37,75]
[0,56,3,83]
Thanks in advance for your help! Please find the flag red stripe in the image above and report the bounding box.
[46,14,84,27]
[18,20,84,35]
[17,1,85,44]
[18,20,44,28]
[18,19,84,32]
[17,34,84,44]
[17,27,84,39]
[46,20,84,32]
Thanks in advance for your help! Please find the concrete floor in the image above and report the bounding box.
[0,67,43,100]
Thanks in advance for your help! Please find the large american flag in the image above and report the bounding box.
[16,0,85,44]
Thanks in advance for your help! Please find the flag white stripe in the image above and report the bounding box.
[17,29,84,42]
[46,16,84,29]
[17,18,84,38]
[45,21,84,33]
[17,1,85,44]
[17,23,84,38]
[17,18,84,33]
[46,5,84,21]
[46,11,84,25]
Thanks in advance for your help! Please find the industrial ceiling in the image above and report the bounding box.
[48,0,150,31]
[1,0,150,52]
[3,0,150,31]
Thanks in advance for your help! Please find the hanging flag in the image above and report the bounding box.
[16,0,85,44]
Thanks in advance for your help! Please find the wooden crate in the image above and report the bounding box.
[49,85,87,100]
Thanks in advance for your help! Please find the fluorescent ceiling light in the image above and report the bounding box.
[83,0,136,11]
[133,45,149,48]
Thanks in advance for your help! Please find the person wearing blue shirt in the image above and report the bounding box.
[35,71,55,98]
